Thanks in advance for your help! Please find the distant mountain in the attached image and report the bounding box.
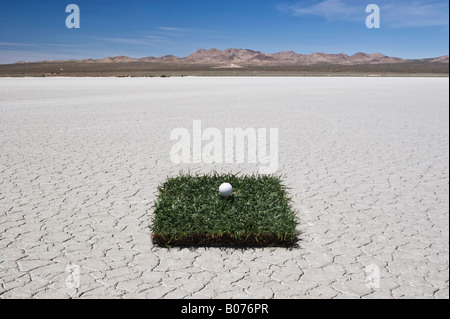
[96,56,138,63]
[427,55,449,63]
[20,48,449,66]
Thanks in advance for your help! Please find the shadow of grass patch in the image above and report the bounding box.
[150,173,298,248]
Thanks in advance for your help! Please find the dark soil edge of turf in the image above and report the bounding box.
[151,233,296,248]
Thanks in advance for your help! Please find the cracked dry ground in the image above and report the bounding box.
[0,77,448,299]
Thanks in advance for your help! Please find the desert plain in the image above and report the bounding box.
[0,76,448,298]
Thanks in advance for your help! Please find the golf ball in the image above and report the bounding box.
[219,183,233,198]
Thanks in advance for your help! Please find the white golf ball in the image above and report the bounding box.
[219,183,233,198]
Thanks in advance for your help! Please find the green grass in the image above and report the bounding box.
[150,173,298,247]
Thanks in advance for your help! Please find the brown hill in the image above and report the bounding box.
[429,55,449,63]
[97,56,138,63]
[182,49,407,66]
[13,48,449,67]
[184,48,269,64]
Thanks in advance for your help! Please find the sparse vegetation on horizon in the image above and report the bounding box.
[0,60,448,77]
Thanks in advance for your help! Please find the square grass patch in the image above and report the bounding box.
[151,173,298,247]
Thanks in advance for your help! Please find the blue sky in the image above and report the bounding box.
[0,0,448,64]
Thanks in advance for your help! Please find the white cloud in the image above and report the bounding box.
[383,1,449,27]
[98,37,153,45]
[279,0,449,27]
[279,0,362,21]
[158,26,187,32]
[145,35,165,40]
[96,35,171,46]
[0,42,36,47]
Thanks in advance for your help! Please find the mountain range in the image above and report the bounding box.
[19,48,449,67]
